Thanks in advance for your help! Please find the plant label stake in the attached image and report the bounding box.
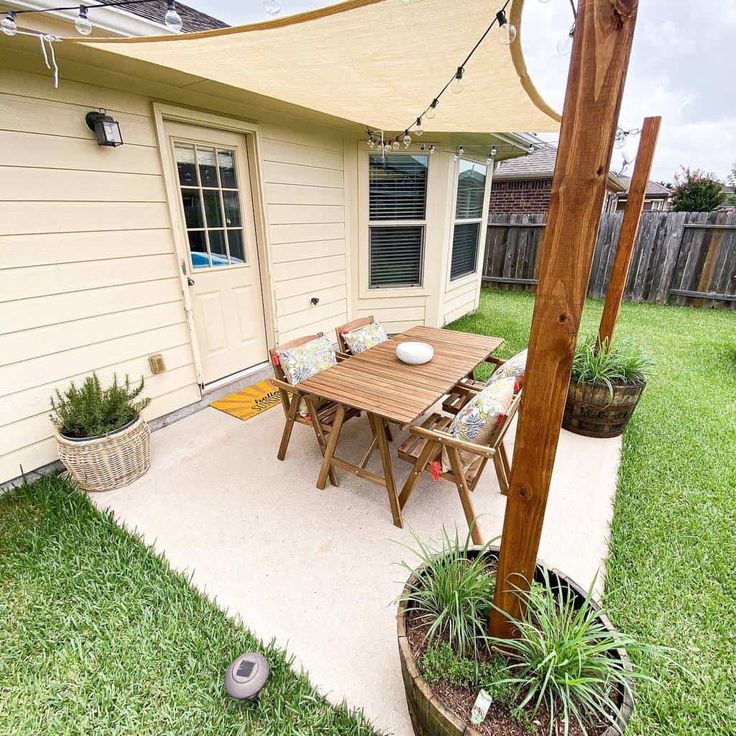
[470,688,493,725]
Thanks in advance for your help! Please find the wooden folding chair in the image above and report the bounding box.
[270,332,360,487]
[334,315,393,444]
[442,355,507,415]
[335,315,376,357]
[397,391,522,544]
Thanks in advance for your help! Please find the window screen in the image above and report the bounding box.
[369,155,428,288]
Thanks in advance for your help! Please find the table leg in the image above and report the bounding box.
[369,412,403,528]
[303,395,339,488]
[316,403,345,490]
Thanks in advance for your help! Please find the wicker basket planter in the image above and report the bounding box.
[562,378,646,439]
[397,547,634,736]
[56,417,151,491]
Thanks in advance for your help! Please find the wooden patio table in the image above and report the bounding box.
[296,326,503,528]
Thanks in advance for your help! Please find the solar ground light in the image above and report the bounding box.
[224,652,270,701]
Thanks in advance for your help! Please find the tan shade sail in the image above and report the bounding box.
[73,0,559,134]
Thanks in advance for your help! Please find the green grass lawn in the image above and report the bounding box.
[0,477,378,736]
[451,289,736,736]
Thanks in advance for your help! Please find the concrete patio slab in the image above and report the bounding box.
[90,402,621,736]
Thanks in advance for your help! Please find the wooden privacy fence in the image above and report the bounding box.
[483,211,736,308]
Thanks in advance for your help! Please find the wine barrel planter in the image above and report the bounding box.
[562,378,646,438]
[56,416,151,492]
[396,547,634,736]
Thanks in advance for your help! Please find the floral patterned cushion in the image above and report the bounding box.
[277,335,336,386]
[343,321,388,354]
[443,376,516,471]
[486,349,527,390]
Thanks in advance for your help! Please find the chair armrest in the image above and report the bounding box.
[336,351,351,361]
[270,377,301,395]
[452,379,485,396]
[408,425,496,460]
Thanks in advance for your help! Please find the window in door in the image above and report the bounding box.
[368,154,428,288]
[174,142,246,269]
[450,159,487,281]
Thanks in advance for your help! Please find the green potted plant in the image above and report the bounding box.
[562,336,652,438]
[50,373,151,491]
[397,529,664,736]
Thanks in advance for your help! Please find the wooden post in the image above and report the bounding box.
[598,116,661,346]
[489,0,640,638]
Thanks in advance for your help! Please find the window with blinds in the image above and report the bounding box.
[369,154,428,288]
[450,159,487,281]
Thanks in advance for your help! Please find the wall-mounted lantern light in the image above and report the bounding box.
[85,108,123,147]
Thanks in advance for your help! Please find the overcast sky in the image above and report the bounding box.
[191,0,736,183]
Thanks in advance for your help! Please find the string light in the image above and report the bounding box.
[451,67,464,95]
[556,0,577,56]
[263,0,281,15]
[453,146,464,162]
[0,0,193,35]
[614,127,640,150]
[425,99,438,120]
[414,117,423,136]
[1,9,16,35]
[402,132,412,148]
[164,0,182,32]
[496,10,516,45]
[74,5,92,35]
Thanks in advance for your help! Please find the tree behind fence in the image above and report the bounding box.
[483,211,736,308]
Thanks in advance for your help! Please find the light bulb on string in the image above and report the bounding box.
[451,67,464,95]
[164,0,183,32]
[496,10,516,45]
[367,138,375,150]
[263,0,281,15]
[556,25,574,56]
[75,5,92,36]
[428,145,436,155]
[2,10,17,36]
[425,99,438,120]
[391,140,400,151]
[403,133,412,148]
[614,132,626,150]
[415,117,423,136]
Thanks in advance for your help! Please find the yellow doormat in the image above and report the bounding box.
[210,379,281,421]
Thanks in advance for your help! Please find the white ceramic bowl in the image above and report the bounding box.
[396,341,434,365]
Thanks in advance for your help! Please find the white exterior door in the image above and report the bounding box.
[167,122,268,384]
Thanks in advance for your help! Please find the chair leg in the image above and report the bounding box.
[447,446,484,545]
[398,439,439,510]
[385,423,393,442]
[469,457,489,492]
[304,395,339,488]
[317,403,345,490]
[277,394,300,461]
[498,442,511,495]
[493,454,509,495]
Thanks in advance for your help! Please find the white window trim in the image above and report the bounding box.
[447,158,489,286]
[358,151,431,298]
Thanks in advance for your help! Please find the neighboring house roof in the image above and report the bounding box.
[616,175,671,199]
[493,144,624,191]
[97,0,228,33]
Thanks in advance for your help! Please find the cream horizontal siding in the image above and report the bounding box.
[0,70,199,484]
[442,278,481,325]
[261,130,348,345]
